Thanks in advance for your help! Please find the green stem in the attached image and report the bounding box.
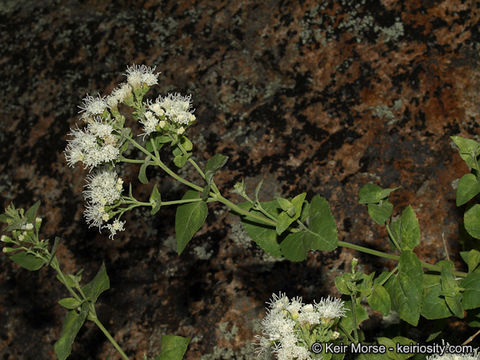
[385,223,401,251]
[119,157,144,164]
[215,194,276,227]
[177,139,221,195]
[49,257,83,302]
[126,135,203,192]
[90,316,130,360]
[350,294,359,343]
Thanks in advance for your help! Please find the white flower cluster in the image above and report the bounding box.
[65,118,120,170]
[106,83,132,108]
[78,94,108,121]
[125,64,159,89]
[140,93,196,137]
[257,293,347,360]
[83,169,125,239]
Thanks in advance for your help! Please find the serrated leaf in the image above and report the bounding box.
[205,154,228,184]
[155,335,190,360]
[451,136,480,170]
[139,157,151,184]
[25,201,41,224]
[359,184,400,204]
[439,260,464,318]
[54,304,88,360]
[460,249,480,273]
[367,201,394,225]
[456,173,480,206]
[0,213,9,223]
[81,262,110,304]
[280,230,317,261]
[307,195,338,251]
[398,206,421,250]
[367,284,391,316]
[58,297,81,310]
[461,272,480,310]
[385,251,422,326]
[465,204,480,239]
[175,191,208,255]
[10,252,45,271]
[238,202,282,258]
[421,274,453,320]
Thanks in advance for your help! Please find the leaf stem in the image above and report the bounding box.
[90,316,130,360]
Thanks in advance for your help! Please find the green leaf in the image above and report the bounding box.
[81,263,110,304]
[205,154,228,184]
[456,173,480,206]
[385,251,422,326]
[377,337,416,360]
[275,193,307,235]
[254,179,264,204]
[173,154,190,168]
[461,272,480,310]
[25,201,41,224]
[10,252,45,271]
[238,202,282,258]
[464,204,480,239]
[398,206,421,250]
[460,249,480,273]
[439,260,464,318]
[367,284,391,316]
[451,136,480,170]
[426,331,442,342]
[421,274,453,319]
[280,231,318,261]
[175,191,208,255]
[58,297,82,310]
[307,195,338,251]
[335,273,355,295]
[150,185,162,215]
[154,335,190,360]
[139,157,151,184]
[180,136,193,151]
[358,184,400,204]
[367,201,394,225]
[54,304,88,360]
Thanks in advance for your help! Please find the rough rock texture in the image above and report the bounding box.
[1,0,479,359]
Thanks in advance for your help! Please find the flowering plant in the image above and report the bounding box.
[2,64,480,359]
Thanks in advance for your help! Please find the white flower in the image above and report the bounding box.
[140,111,159,137]
[83,169,123,206]
[105,219,125,239]
[125,64,159,88]
[297,304,320,325]
[65,120,120,170]
[78,94,108,121]
[84,203,107,229]
[106,83,132,107]
[315,296,347,319]
[153,93,195,125]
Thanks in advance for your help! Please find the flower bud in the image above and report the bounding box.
[1,235,13,243]
[176,127,185,135]
[25,223,34,231]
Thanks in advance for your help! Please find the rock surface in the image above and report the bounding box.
[0,0,479,359]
